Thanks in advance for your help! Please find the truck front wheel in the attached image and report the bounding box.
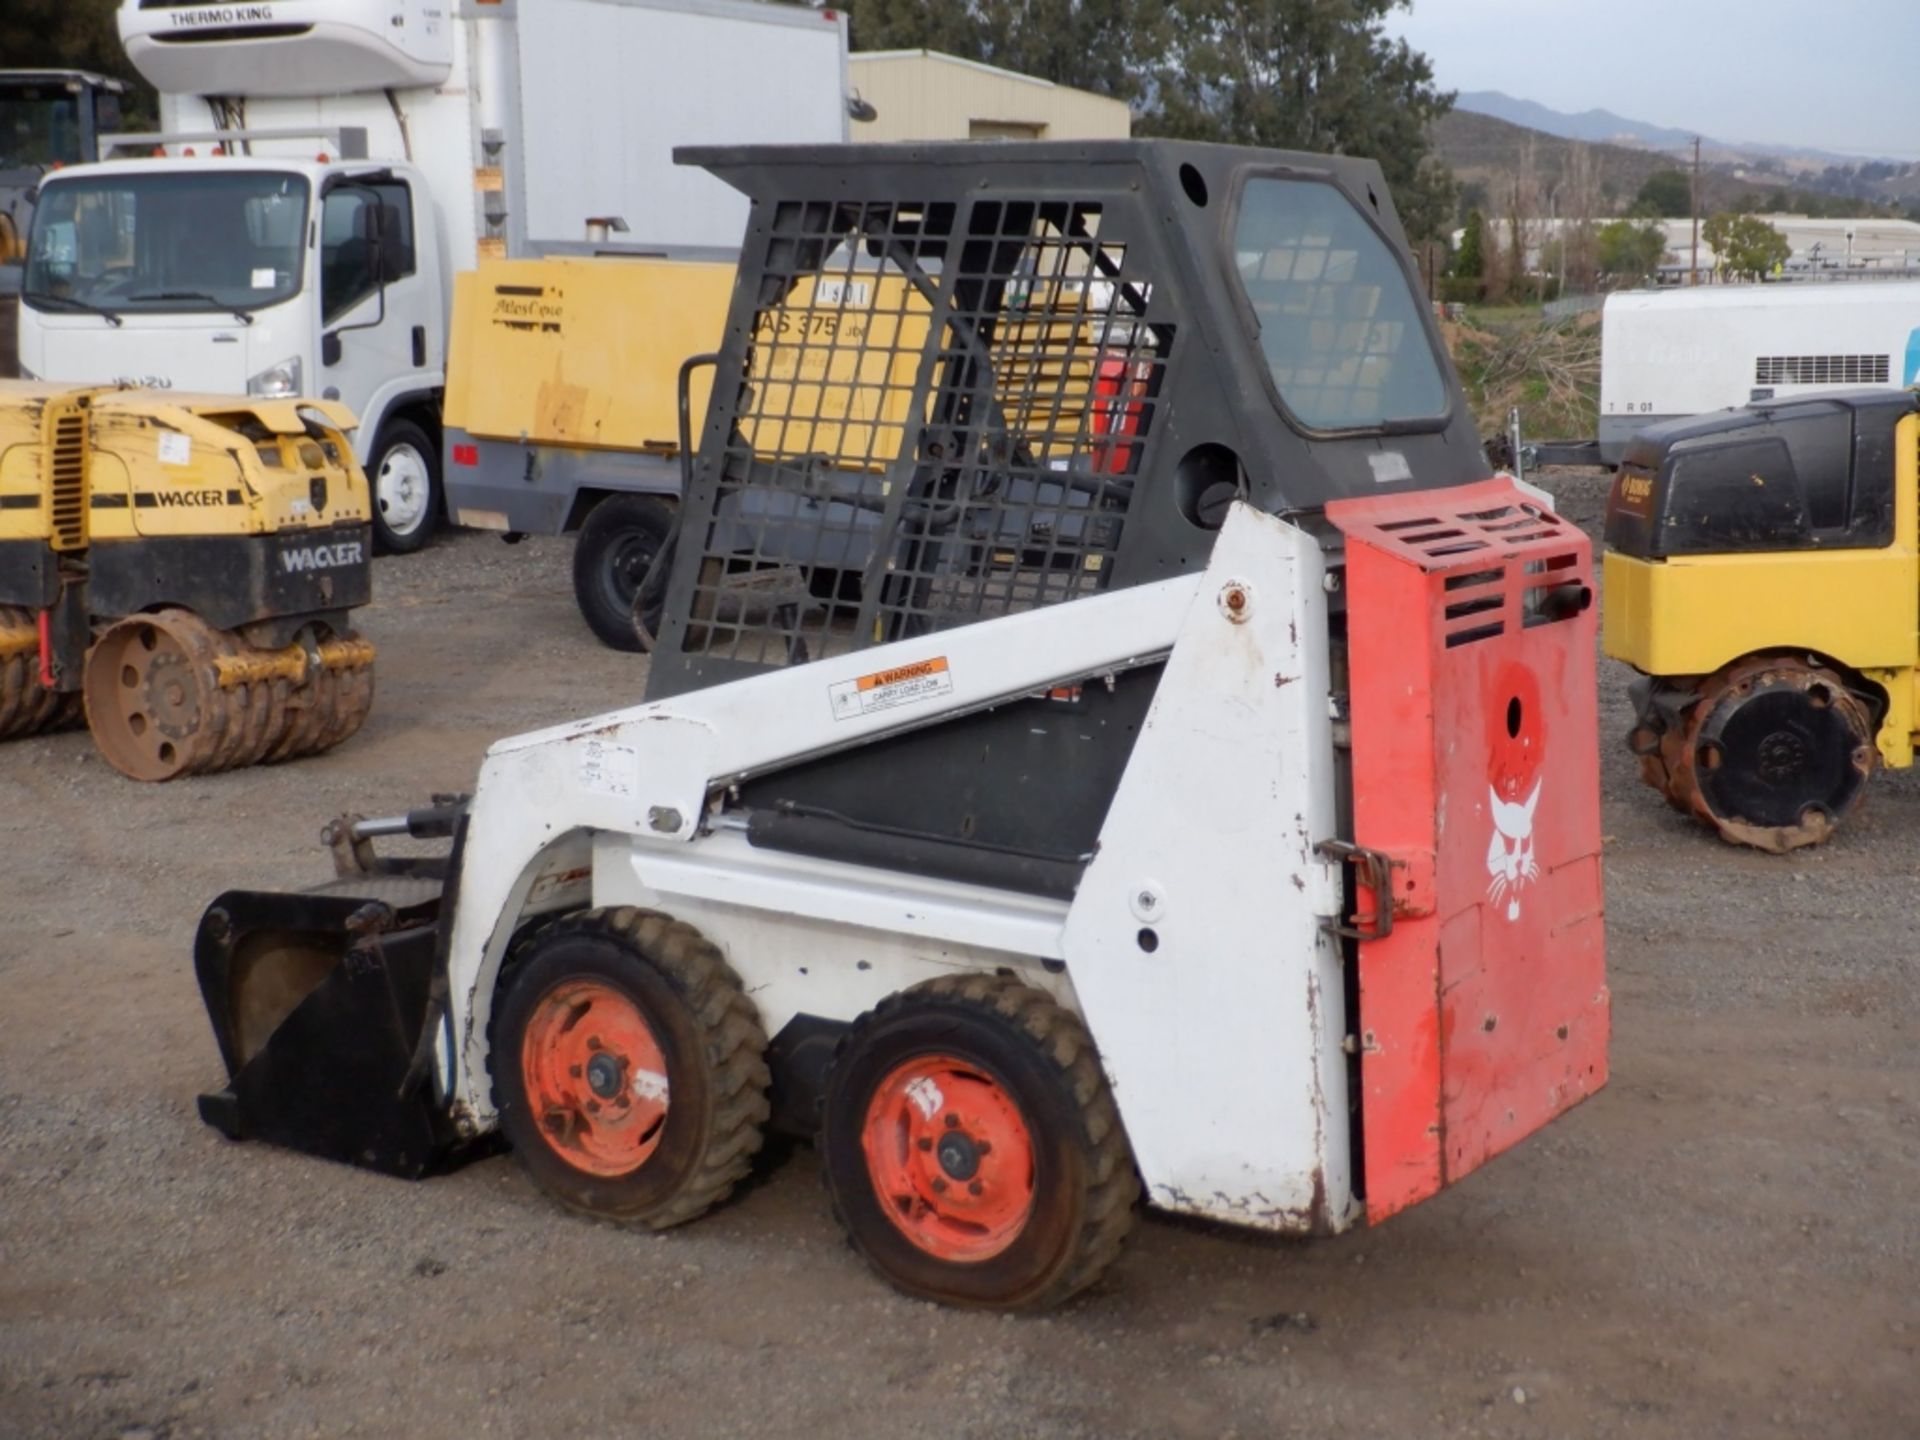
[368,418,441,555]
[491,907,771,1229]
[572,494,674,652]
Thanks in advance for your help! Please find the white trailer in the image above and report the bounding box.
[16,0,850,550]
[1596,281,1920,461]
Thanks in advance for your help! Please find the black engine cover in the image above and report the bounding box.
[1605,389,1915,559]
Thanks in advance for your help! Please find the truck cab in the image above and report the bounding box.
[19,152,447,551]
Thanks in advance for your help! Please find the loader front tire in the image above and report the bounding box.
[820,974,1137,1311]
[492,907,771,1230]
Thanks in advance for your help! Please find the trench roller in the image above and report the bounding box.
[0,382,377,778]
[1605,390,1920,851]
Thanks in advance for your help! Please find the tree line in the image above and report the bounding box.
[848,0,1459,240]
[1446,148,1800,303]
[27,0,1459,238]
[1,0,152,116]
[20,0,1883,290]
[26,0,1460,237]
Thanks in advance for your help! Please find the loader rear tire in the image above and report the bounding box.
[820,974,1137,1311]
[492,907,771,1230]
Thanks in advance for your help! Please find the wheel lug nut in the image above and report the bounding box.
[586,1100,601,1114]
[569,1065,582,1078]
[968,1181,983,1197]
[944,1114,960,1129]
[930,1178,947,1193]
[976,1140,992,1155]
[916,1137,932,1152]
[587,1036,603,1051]
[615,1095,630,1108]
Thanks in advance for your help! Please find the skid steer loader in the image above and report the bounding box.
[190,141,1609,1311]
[0,382,375,778]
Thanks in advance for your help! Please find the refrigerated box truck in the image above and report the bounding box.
[17,0,850,550]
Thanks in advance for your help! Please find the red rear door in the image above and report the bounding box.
[1328,478,1609,1223]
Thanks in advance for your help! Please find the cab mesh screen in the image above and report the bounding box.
[678,197,1172,669]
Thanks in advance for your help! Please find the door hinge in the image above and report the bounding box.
[1315,840,1436,942]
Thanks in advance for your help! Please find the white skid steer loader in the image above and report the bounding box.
[191,141,1609,1311]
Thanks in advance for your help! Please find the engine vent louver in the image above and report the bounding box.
[1754,354,1891,387]
[44,399,89,553]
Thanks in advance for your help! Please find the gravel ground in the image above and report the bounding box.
[2,473,1916,1439]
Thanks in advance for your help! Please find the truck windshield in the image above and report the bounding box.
[0,86,82,169]
[23,170,308,315]
[1232,177,1448,430]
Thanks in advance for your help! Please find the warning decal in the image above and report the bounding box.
[577,737,637,799]
[829,656,952,721]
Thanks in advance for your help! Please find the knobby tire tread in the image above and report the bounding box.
[494,905,772,1231]
[827,972,1137,1309]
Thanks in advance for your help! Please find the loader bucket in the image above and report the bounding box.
[192,883,468,1179]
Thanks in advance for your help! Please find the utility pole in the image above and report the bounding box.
[1690,136,1701,286]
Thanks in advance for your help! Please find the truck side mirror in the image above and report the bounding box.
[322,331,342,367]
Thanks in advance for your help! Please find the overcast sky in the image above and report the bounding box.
[1381,0,1920,161]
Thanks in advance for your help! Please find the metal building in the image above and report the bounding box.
[847,50,1131,143]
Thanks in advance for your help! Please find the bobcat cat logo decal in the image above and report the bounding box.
[1486,781,1541,921]
[1487,663,1545,922]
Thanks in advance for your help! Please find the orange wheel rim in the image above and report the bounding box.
[521,979,670,1177]
[861,1053,1035,1262]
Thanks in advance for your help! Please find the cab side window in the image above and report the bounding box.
[1771,408,1852,532]
[320,180,416,322]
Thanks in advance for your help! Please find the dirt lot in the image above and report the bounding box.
[3,472,1916,1440]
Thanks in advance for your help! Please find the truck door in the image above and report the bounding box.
[318,177,434,439]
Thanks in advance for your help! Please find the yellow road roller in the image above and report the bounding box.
[1605,389,1918,851]
[0,382,375,779]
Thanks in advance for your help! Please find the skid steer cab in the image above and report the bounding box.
[192,140,1608,1312]
[1605,388,1920,851]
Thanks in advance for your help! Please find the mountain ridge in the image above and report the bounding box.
[1454,90,1895,168]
